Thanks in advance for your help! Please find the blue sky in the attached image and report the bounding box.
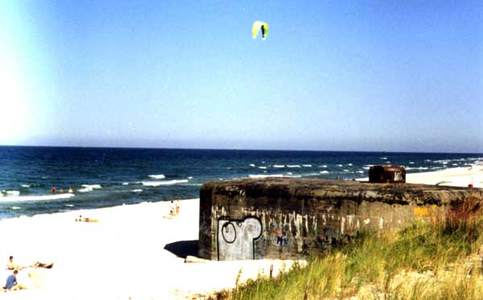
[0,1,481,152]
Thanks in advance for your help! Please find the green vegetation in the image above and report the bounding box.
[220,201,483,300]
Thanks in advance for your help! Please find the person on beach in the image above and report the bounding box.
[31,261,54,269]
[3,269,25,291]
[175,200,180,215]
[7,256,20,271]
[75,215,98,222]
[167,200,180,218]
[7,256,53,270]
[169,200,175,217]
[51,185,56,193]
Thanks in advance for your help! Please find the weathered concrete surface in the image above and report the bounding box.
[198,178,482,260]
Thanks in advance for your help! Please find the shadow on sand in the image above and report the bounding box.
[164,240,199,258]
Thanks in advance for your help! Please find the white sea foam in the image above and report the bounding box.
[380,157,387,160]
[1,190,20,197]
[131,189,143,193]
[78,184,102,193]
[10,206,21,210]
[356,170,364,174]
[343,169,350,172]
[65,204,75,207]
[148,174,166,179]
[287,164,301,168]
[273,164,285,168]
[0,193,75,202]
[300,172,319,177]
[320,170,329,174]
[434,160,449,165]
[187,176,193,179]
[122,182,129,186]
[141,180,189,187]
[249,164,256,167]
[248,174,284,179]
[363,165,374,170]
[302,164,312,167]
[258,166,267,169]
[347,163,353,166]
[409,161,415,164]
[337,164,343,167]
[405,166,429,171]
[320,165,327,168]
[20,184,30,188]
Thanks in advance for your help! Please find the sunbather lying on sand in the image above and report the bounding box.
[31,262,54,269]
[75,215,99,222]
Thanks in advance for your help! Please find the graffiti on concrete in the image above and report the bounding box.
[217,217,262,260]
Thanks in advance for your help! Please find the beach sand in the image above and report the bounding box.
[0,199,302,299]
[0,165,481,299]
[406,165,483,188]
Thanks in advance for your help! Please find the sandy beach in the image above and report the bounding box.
[406,165,483,188]
[0,165,481,299]
[0,199,301,300]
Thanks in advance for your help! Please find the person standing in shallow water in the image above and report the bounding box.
[51,185,56,193]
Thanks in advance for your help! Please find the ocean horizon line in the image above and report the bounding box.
[0,144,481,155]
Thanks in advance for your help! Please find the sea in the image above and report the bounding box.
[0,146,481,219]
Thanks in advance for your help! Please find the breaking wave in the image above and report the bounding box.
[0,193,75,202]
[148,174,166,179]
[78,184,102,193]
[141,180,189,187]
[1,190,20,197]
[248,174,285,179]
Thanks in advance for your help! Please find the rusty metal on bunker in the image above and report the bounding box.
[369,165,406,183]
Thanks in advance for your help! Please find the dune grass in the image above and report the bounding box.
[220,203,482,300]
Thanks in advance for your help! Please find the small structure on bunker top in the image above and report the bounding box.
[369,165,406,183]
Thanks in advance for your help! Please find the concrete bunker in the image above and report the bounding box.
[198,178,482,260]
